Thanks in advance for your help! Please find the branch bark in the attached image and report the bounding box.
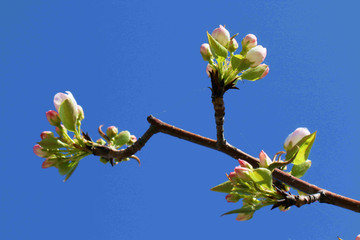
[89,115,360,213]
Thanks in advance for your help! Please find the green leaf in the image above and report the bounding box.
[222,205,255,216]
[64,161,79,182]
[38,137,68,149]
[210,180,233,193]
[290,160,312,178]
[207,32,228,60]
[59,99,77,132]
[285,132,316,165]
[248,168,273,190]
[240,64,268,81]
[230,54,250,72]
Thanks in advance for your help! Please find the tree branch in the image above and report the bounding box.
[89,115,360,213]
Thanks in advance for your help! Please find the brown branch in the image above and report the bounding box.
[89,115,360,213]
[272,191,327,210]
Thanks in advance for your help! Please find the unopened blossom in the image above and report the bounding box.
[206,64,214,77]
[33,144,49,158]
[246,45,267,67]
[259,64,269,79]
[228,38,239,52]
[40,131,54,140]
[77,105,84,120]
[242,34,257,49]
[259,150,272,167]
[106,126,118,138]
[284,127,311,150]
[212,25,230,47]
[236,212,254,221]
[53,91,79,131]
[42,158,56,168]
[234,166,250,180]
[238,159,252,169]
[200,43,212,61]
[355,234,360,240]
[46,110,61,126]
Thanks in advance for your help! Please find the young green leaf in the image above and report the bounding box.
[38,137,68,149]
[290,160,312,178]
[248,168,273,190]
[207,32,228,60]
[210,180,233,193]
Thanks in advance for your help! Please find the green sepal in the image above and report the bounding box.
[248,168,273,190]
[207,32,228,60]
[59,99,77,132]
[57,161,72,176]
[221,205,255,216]
[285,132,316,165]
[290,160,312,178]
[114,131,131,147]
[240,64,268,81]
[210,180,233,193]
[38,137,68,149]
[230,54,250,72]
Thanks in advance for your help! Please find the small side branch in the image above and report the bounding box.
[212,97,226,149]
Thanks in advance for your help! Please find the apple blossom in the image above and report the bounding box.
[200,43,212,61]
[212,25,230,47]
[284,127,311,151]
[246,45,267,67]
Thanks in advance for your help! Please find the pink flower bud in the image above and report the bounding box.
[259,64,269,79]
[106,126,118,138]
[246,45,267,67]
[212,25,230,47]
[33,144,49,158]
[225,193,240,203]
[259,150,272,167]
[236,212,254,221]
[238,159,252,169]
[284,127,311,150]
[242,34,257,49]
[200,43,212,61]
[228,38,239,52]
[355,234,360,240]
[127,135,137,145]
[54,91,78,112]
[228,171,237,181]
[234,166,250,180]
[42,158,57,168]
[206,64,214,77]
[40,131,54,140]
[77,105,84,120]
[46,110,61,126]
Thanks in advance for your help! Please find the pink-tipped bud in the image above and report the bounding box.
[42,158,57,168]
[238,159,252,169]
[228,38,239,52]
[284,127,311,151]
[206,64,214,77]
[242,34,257,49]
[259,150,272,168]
[234,166,250,180]
[33,144,49,158]
[355,234,360,240]
[228,171,237,181]
[236,212,254,221]
[259,64,269,79]
[40,131,54,140]
[212,25,230,47]
[77,105,84,120]
[106,126,118,138]
[225,193,240,203]
[46,110,61,126]
[200,43,212,61]
[127,135,137,145]
[246,45,267,67]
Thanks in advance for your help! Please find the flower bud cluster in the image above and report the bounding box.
[200,25,268,87]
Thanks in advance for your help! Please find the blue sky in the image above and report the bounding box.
[1,0,360,239]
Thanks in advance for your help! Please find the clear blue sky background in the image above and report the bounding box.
[1,0,360,239]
